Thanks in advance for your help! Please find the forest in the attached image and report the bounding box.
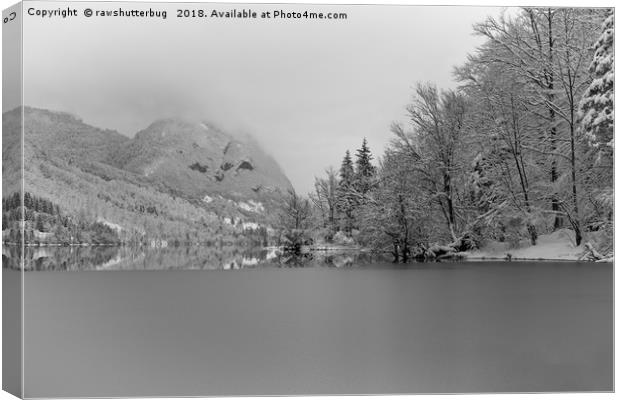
[2,192,121,245]
[279,8,614,261]
[2,191,270,247]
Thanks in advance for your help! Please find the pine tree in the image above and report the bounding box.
[577,9,614,250]
[339,150,355,185]
[355,138,375,181]
[354,138,376,197]
[35,215,45,232]
[24,192,32,209]
[336,150,356,234]
[580,10,614,153]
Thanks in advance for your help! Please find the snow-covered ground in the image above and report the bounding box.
[237,200,265,213]
[202,194,214,203]
[96,218,123,233]
[242,222,260,230]
[467,229,608,261]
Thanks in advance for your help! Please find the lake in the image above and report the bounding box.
[5,247,614,396]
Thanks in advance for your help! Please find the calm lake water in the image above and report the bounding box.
[5,247,613,396]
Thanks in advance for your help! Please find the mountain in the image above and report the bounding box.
[109,117,292,202]
[2,106,293,243]
[1,107,22,195]
[21,106,129,165]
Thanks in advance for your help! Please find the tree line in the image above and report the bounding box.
[2,191,270,247]
[278,8,613,261]
[3,191,120,245]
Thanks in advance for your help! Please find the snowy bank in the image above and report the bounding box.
[466,229,611,262]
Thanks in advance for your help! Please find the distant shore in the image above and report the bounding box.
[4,229,612,264]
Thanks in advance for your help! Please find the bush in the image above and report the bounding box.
[332,231,354,245]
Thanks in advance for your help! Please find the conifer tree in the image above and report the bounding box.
[336,150,356,233]
[354,138,376,195]
[577,9,614,247]
[24,192,32,209]
[580,9,614,153]
[355,138,375,178]
[339,150,355,185]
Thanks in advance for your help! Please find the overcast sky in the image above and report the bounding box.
[21,2,505,193]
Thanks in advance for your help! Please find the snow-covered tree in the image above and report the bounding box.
[580,9,614,152]
[338,150,354,186]
[403,83,470,242]
[312,7,611,256]
[310,167,339,236]
[336,150,357,233]
[470,7,603,245]
[456,59,544,245]
[354,138,376,195]
[576,10,614,254]
[356,147,433,261]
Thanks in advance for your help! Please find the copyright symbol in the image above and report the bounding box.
[84,8,93,17]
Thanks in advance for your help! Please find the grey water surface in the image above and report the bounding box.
[15,252,613,397]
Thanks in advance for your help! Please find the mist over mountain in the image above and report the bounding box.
[3,106,293,242]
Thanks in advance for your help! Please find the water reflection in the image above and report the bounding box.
[2,245,388,271]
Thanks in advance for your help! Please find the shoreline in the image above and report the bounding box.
[4,241,612,264]
[463,255,612,263]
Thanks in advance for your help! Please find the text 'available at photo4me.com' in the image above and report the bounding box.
[24,5,349,21]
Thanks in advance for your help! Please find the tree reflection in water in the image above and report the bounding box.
[2,245,387,271]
